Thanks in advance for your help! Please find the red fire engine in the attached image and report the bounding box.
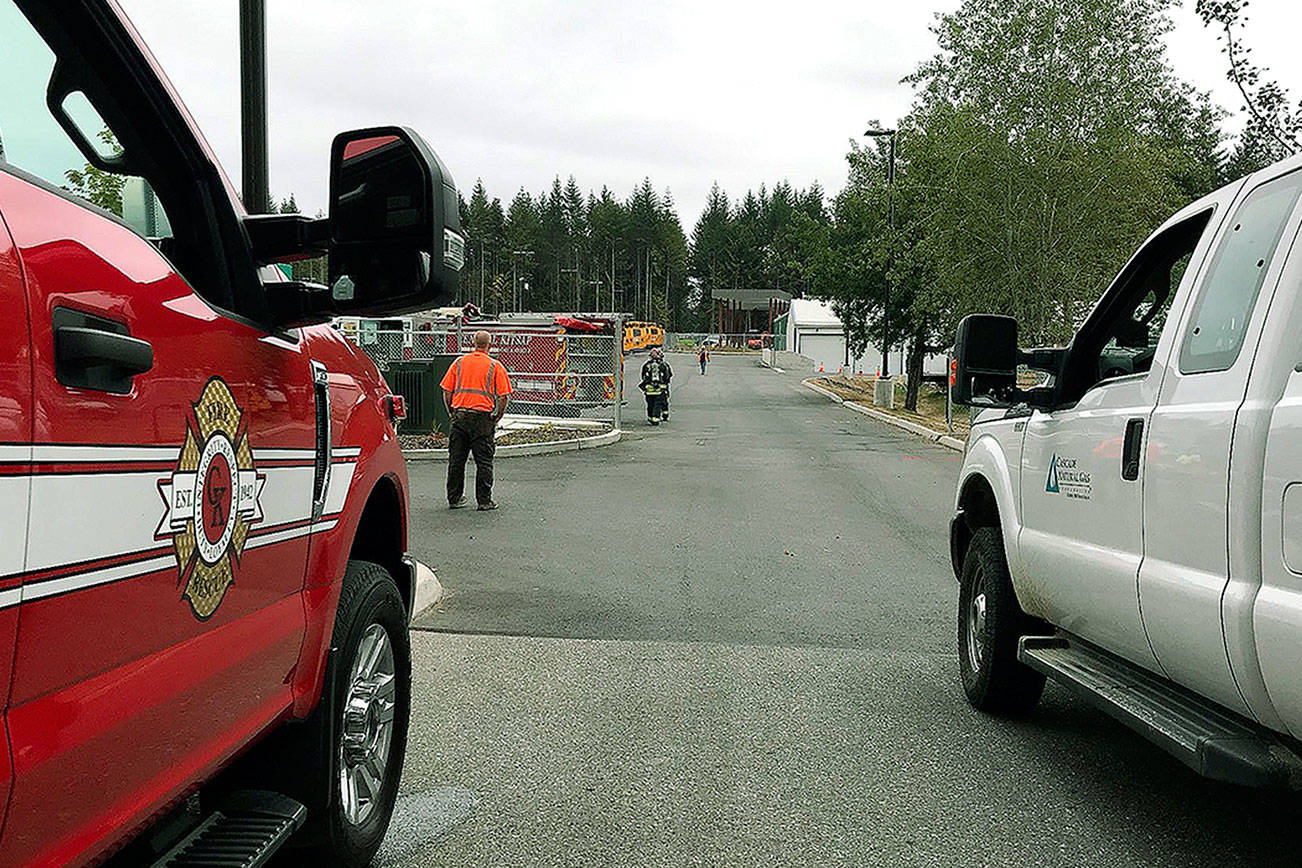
[346,310,625,414]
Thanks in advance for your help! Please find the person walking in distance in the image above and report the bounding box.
[441,330,513,510]
[698,345,709,375]
[639,347,672,425]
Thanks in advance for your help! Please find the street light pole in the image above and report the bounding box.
[561,265,578,312]
[511,249,532,313]
[610,244,618,314]
[562,246,580,312]
[239,0,269,214]
[864,126,897,378]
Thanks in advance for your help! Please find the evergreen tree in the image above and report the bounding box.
[465,179,501,306]
[538,177,568,310]
[503,189,540,312]
[588,186,625,313]
[689,183,732,327]
[433,174,687,325]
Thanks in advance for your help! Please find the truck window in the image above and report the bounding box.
[1095,250,1192,381]
[1179,171,1302,375]
[0,2,173,242]
[0,1,262,318]
[1057,209,1213,401]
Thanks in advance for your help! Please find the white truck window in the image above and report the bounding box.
[1179,171,1302,374]
[1054,209,1211,402]
[1096,250,1192,381]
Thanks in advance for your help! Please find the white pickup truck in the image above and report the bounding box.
[949,154,1302,787]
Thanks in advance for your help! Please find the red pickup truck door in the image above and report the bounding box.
[0,203,33,842]
[0,173,316,866]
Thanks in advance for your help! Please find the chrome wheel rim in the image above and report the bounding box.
[966,569,988,674]
[339,623,396,827]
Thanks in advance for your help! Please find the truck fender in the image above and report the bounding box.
[289,328,412,718]
[953,433,1022,586]
[290,467,406,720]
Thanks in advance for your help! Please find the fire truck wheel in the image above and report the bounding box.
[300,559,413,866]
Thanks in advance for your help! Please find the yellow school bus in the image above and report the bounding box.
[623,321,664,352]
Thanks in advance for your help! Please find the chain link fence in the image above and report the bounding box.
[664,332,769,352]
[345,325,622,429]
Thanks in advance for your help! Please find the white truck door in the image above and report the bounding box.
[1018,208,1220,672]
[1021,388,1158,669]
[1140,169,1302,719]
[1257,331,1302,737]
[1255,327,1302,736]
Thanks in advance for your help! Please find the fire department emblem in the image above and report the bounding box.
[156,378,265,619]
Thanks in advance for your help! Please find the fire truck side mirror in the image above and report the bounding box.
[326,126,465,319]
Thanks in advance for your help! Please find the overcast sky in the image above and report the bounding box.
[117,0,1302,227]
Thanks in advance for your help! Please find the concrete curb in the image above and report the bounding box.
[801,378,965,452]
[402,427,622,462]
[802,379,845,404]
[411,561,442,621]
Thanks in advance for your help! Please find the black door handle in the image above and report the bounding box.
[1122,418,1144,481]
[53,309,153,394]
[56,327,153,372]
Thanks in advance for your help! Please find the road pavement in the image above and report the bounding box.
[377,353,1302,867]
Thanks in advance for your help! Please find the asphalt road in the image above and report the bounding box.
[375,353,1302,867]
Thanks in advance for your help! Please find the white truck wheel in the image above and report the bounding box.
[958,528,1046,716]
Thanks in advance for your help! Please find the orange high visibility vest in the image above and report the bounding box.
[441,351,512,412]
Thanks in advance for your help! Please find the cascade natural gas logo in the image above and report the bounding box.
[156,378,264,619]
[1045,454,1092,501]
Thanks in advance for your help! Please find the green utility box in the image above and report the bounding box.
[383,356,457,433]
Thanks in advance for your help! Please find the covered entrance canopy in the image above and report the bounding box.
[712,289,792,339]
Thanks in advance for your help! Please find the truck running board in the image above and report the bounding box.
[151,791,307,868]
[1018,635,1302,788]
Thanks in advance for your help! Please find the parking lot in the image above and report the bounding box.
[375,354,1302,867]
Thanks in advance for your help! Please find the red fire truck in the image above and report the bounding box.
[364,312,622,414]
[428,317,618,412]
[0,0,462,864]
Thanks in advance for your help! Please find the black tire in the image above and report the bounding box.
[202,561,411,865]
[293,559,412,867]
[958,527,1045,716]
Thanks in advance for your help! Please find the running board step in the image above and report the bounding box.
[152,791,306,868]
[1018,635,1302,788]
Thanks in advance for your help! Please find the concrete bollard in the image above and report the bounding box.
[874,376,895,409]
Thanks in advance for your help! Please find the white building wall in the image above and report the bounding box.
[792,328,941,377]
[785,299,945,378]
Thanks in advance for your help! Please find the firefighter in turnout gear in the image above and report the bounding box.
[639,347,672,425]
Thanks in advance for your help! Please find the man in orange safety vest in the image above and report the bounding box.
[440,330,513,510]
